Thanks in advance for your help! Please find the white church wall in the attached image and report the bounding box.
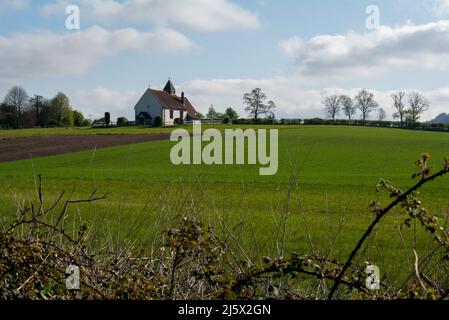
[134,90,162,124]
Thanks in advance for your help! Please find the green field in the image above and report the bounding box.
[1,125,449,286]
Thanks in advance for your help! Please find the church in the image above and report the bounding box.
[134,79,199,126]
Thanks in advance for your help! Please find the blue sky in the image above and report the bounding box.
[1,0,449,120]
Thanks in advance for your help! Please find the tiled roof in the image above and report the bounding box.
[149,89,198,119]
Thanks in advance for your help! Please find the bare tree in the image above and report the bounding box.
[355,89,378,121]
[391,91,406,127]
[406,92,429,126]
[243,88,276,119]
[339,95,356,122]
[4,86,29,129]
[323,95,341,120]
[378,108,386,121]
[266,100,277,119]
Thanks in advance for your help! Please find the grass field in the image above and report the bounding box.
[1,125,449,287]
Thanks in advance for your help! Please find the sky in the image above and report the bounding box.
[1,0,449,121]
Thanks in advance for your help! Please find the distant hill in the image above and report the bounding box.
[430,113,449,124]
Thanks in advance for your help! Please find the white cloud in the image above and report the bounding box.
[425,87,449,119]
[0,0,30,12]
[280,20,449,78]
[0,26,195,82]
[72,86,142,120]
[41,0,260,31]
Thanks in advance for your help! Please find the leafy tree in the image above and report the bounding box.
[29,95,45,127]
[355,89,378,121]
[207,106,222,119]
[41,100,56,126]
[49,92,74,126]
[21,109,38,128]
[323,95,341,120]
[82,118,92,127]
[174,118,184,126]
[73,110,88,127]
[4,86,29,128]
[243,88,276,120]
[0,102,15,128]
[153,116,162,127]
[117,117,129,126]
[225,108,239,121]
[196,112,205,120]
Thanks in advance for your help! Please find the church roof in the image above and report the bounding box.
[163,79,176,95]
[149,89,198,119]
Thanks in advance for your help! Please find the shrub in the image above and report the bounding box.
[232,118,279,125]
[117,117,129,126]
[1,155,449,300]
[303,118,325,125]
[104,112,111,126]
[280,119,302,125]
[153,116,162,127]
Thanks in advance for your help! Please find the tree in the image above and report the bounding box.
[117,117,129,126]
[4,86,29,128]
[196,112,205,120]
[73,110,88,127]
[391,91,406,127]
[323,95,341,120]
[378,108,386,121]
[225,108,239,121]
[105,112,111,126]
[41,99,57,127]
[207,105,223,120]
[243,88,275,120]
[153,116,162,127]
[20,107,37,128]
[339,95,356,122]
[0,102,15,128]
[355,89,378,121]
[266,101,277,119]
[29,95,44,127]
[49,92,73,126]
[405,92,428,127]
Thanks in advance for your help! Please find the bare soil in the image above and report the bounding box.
[0,134,169,163]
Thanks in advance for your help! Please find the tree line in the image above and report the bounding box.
[323,89,429,127]
[197,88,277,124]
[0,86,90,129]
